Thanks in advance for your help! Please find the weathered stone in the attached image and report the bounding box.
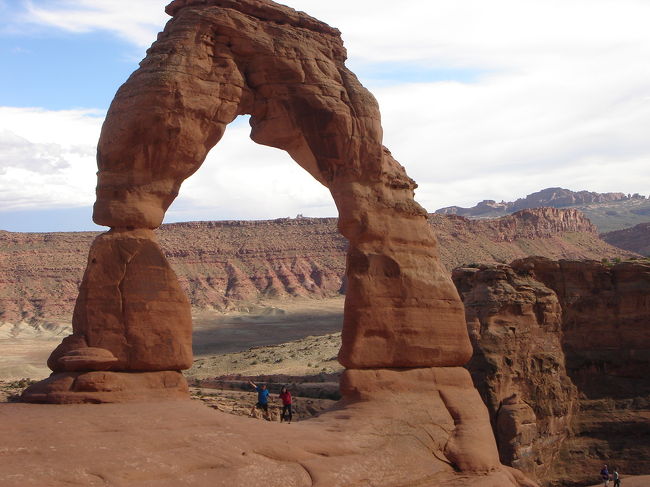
[454,264,578,483]
[88,0,472,369]
[512,257,650,399]
[21,371,189,403]
[21,1,537,484]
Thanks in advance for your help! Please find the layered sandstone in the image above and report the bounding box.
[74,0,471,373]
[436,187,646,217]
[453,265,578,483]
[511,257,650,399]
[0,210,632,329]
[455,259,650,485]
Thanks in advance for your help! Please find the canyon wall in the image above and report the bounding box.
[453,265,578,483]
[455,259,650,486]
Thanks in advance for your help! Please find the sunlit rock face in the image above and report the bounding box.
[21,1,536,485]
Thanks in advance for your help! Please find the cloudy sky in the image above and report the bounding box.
[1,0,649,231]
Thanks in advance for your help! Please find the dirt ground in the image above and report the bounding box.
[0,297,345,423]
[0,296,344,382]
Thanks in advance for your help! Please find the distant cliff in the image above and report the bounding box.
[0,209,634,327]
[435,187,650,232]
[436,187,644,216]
[602,222,650,256]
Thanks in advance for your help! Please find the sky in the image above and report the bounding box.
[1,0,650,232]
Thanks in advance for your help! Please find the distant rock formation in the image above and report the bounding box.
[0,210,633,328]
[436,187,646,217]
[602,222,650,256]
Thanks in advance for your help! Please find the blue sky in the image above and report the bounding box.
[1,0,650,232]
[0,31,136,110]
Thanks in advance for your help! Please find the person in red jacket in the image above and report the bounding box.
[279,386,293,423]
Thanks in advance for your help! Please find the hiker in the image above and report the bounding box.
[248,380,270,420]
[613,468,621,487]
[600,465,610,487]
[279,385,293,423]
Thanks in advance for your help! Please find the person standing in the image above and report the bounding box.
[600,465,610,487]
[613,468,621,487]
[279,386,293,423]
[249,380,270,420]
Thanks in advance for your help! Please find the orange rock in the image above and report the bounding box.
[511,257,650,398]
[89,0,472,369]
[21,370,189,403]
[20,3,534,483]
[44,229,193,382]
[56,347,119,372]
[453,264,578,482]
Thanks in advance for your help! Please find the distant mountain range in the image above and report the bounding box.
[435,187,650,232]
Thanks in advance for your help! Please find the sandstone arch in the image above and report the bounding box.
[22,2,535,485]
[25,0,471,389]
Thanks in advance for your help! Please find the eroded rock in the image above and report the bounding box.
[21,1,535,484]
[453,264,578,482]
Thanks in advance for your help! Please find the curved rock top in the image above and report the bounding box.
[165,0,342,36]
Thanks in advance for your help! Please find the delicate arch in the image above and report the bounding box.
[26,0,471,401]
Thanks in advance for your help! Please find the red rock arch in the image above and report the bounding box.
[25,0,470,399]
[20,3,541,485]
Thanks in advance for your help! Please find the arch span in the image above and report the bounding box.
[22,0,472,388]
[20,3,539,485]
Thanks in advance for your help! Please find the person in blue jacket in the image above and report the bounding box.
[249,380,270,420]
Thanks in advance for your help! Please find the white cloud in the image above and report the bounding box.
[166,118,336,223]
[0,129,69,174]
[0,107,102,210]
[3,0,650,228]
[21,0,168,47]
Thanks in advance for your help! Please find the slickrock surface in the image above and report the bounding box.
[0,210,632,329]
[2,381,536,487]
[602,222,650,256]
[453,265,578,483]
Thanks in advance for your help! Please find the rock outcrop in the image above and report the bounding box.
[436,188,646,217]
[512,257,650,400]
[453,265,578,483]
[455,258,650,485]
[20,1,534,484]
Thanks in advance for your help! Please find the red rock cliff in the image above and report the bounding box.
[0,211,633,328]
[453,264,578,483]
[455,258,650,485]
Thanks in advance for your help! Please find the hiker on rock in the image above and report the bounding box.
[600,465,610,487]
[248,380,270,420]
[279,385,293,423]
